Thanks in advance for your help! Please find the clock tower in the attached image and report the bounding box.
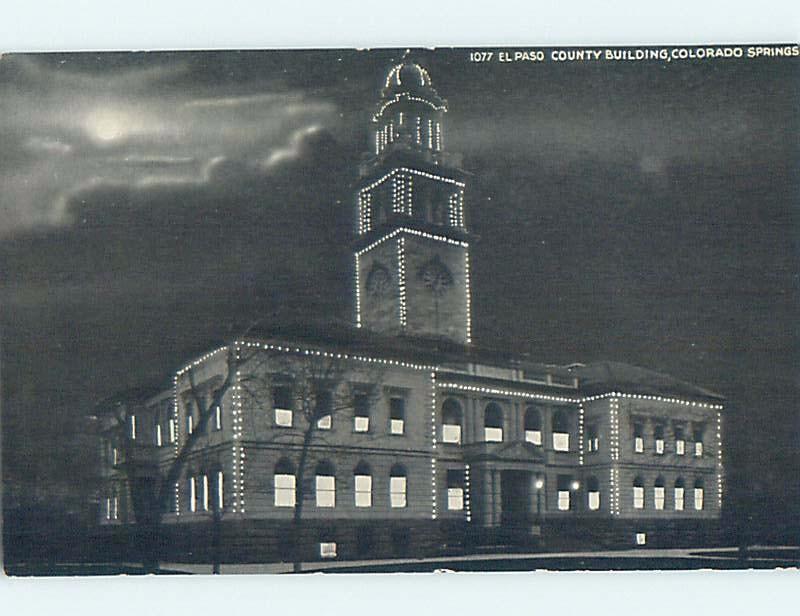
[354,60,472,345]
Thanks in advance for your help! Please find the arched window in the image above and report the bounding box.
[315,461,336,508]
[524,405,543,445]
[274,458,296,507]
[447,469,465,511]
[441,398,463,444]
[654,424,665,455]
[633,476,645,509]
[390,464,407,508]
[484,403,504,442]
[674,477,686,511]
[694,478,705,510]
[654,476,666,510]
[353,461,372,508]
[587,476,600,511]
[552,410,570,451]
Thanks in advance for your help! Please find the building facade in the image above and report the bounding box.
[97,61,724,562]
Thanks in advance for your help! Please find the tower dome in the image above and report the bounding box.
[384,62,433,91]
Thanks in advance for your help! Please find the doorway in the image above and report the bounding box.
[500,470,531,528]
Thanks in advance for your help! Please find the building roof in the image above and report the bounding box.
[571,361,723,401]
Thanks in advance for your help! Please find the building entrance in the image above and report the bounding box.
[500,470,531,528]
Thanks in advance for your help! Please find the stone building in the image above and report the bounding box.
[96,60,724,562]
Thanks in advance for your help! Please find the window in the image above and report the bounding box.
[447,469,465,511]
[319,542,337,559]
[200,474,209,511]
[112,444,119,466]
[156,421,163,447]
[353,392,370,432]
[524,405,543,445]
[315,390,332,430]
[654,476,666,510]
[315,461,336,508]
[390,397,405,435]
[693,424,704,457]
[587,476,600,511]
[634,422,644,453]
[354,461,372,507]
[557,476,572,511]
[106,488,119,521]
[186,405,194,435]
[129,414,137,440]
[694,479,704,510]
[214,404,222,431]
[188,476,197,512]
[442,398,463,444]
[484,402,504,442]
[633,476,645,509]
[273,385,293,427]
[168,418,176,443]
[675,425,686,455]
[215,471,224,511]
[654,424,665,455]
[552,410,570,451]
[636,532,647,545]
[586,424,599,453]
[274,458,296,507]
[675,478,685,511]
[390,464,407,508]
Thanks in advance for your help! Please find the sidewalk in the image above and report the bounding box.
[158,545,798,575]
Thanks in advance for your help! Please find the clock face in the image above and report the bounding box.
[365,262,391,298]
[417,254,453,297]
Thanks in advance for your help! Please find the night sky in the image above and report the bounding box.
[1,49,797,530]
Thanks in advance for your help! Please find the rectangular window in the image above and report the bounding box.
[484,426,503,442]
[553,432,570,452]
[274,474,296,507]
[636,532,647,545]
[655,439,665,455]
[676,439,685,455]
[586,426,599,452]
[633,486,645,509]
[654,486,665,510]
[634,437,644,453]
[105,497,112,521]
[129,415,137,440]
[525,429,542,445]
[390,476,407,508]
[169,418,176,443]
[214,404,222,431]
[588,491,600,511]
[315,391,332,430]
[112,496,119,520]
[273,386,293,427]
[354,474,372,507]
[695,442,704,457]
[557,490,570,511]
[315,475,336,508]
[675,487,685,511]
[186,413,194,435]
[156,423,163,447]
[201,475,209,512]
[447,470,465,511]
[112,446,119,465]
[354,393,370,432]
[189,477,197,513]
[442,423,462,444]
[694,488,704,510]
[319,542,337,559]
[390,397,405,435]
[216,471,224,511]
[317,414,332,430]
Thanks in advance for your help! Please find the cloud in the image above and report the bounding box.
[262,125,325,170]
[0,55,340,237]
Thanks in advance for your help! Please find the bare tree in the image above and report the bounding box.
[104,339,385,572]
